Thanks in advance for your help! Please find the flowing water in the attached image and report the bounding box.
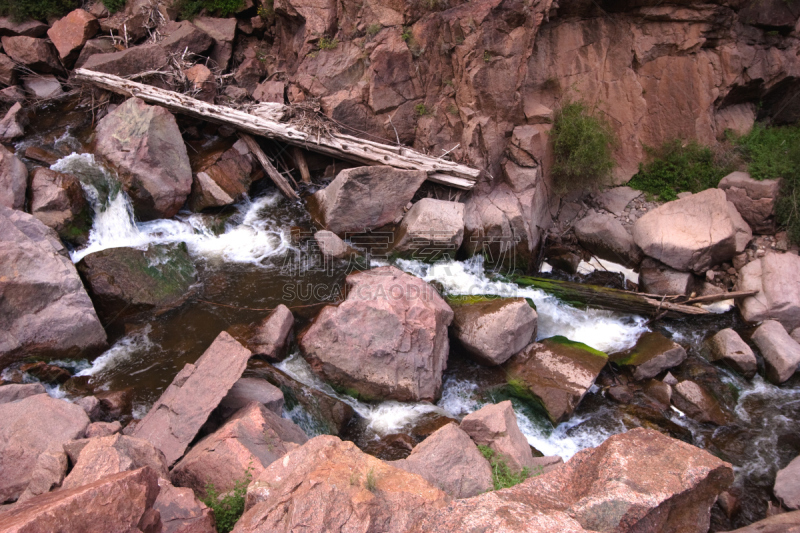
[11,132,800,529]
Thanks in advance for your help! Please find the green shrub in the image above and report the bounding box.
[737,123,800,242]
[102,0,126,13]
[627,139,735,201]
[178,0,243,19]
[0,0,75,22]
[318,36,339,50]
[202,468,252,533]
[415,103,430,116]
[366,23,381,36]
[551,101,617,193]
[478,445,535,490]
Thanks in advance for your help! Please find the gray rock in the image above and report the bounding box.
[392,198,465,259]
[218,377,285,419]
[719,171,782,234]
[775,455,800,510]
[22,75,63,99]
[738,253,800,331]
[706,328,757,378]
[573,210,642,267]
[639,258,695,295]
[0,383,46,404]
[460,401,534,473]
[751,320,800,384]
[595,186,642,216]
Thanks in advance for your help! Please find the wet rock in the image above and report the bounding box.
[672,380,730,425]
[80,44,169,77]
[20,361,71,384]
[0,53,16,86]
[0,394,89,502]
[155,477,216,533]
[642,379,672,408]
[573,210,642,267]
[460,401,535,473]
[0,144,27,210]
[706,328,757,379]
[449,296,537,366]
[392,198,465,260]
[61,434,169,490]
[719,171,782,235]
[595,186,642,216]
[0,17,48,37]
[633,189,743,273]
[22,74,63,99]
[314,229,358,259]
[0,208,107,367]
[300,266,453,402]
[0,102,26,141]
[775,455,800,510]
[0,382,45,404]
[721,511,800,532]
[16,448,68,503]
[235,435,449,533]
[409,428,733,533]
[189,171,235,210]
[607,383,634,404]
[30,167,92,244]
[253,80,285,103]
[615,331,687,381]
[188,144,254,211]
[738,253,800,331]
[132,331,252,465]
[393,422,492,498]
[77,242,197,323]
[217,377,284,419]
[503,337,609,424]
[249,361,355,435]
[307,166,427,235]
[247,304,293,361]
[0,36,62,74]
[193,17,236,70]
[159,21,213,56]
[96,388,134,419]
[751,320,800,384]
[544,245,581,274]
[95,97,192,220]
[47,9,99,65]
[85,420,123,438]
[184,64,217,102]
[0,467,160,532]
[171,402,307,497]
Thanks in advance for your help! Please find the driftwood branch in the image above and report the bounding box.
[73,68,481,189]
[292,146,311,184]
[239,133,299,200]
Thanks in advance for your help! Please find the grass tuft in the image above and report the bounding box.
[478,445,534,490]
[202,468,252,533]
[318,36,339,50]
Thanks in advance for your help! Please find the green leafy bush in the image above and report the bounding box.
[177,0,243,19]
[627,139,735,201]
[0,0,75,22]
[202,468,252,533]
[551,101,617,193]
[102,0,126,14]
[318,36,339,50]
[737,124,800,242]
[478,445,535,490]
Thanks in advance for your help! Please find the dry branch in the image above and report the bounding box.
[239,133,299,200]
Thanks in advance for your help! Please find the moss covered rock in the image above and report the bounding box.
[612,331,687,381]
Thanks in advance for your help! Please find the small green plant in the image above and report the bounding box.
[177,0,243,19]
[257,0,274,19]
[367,23,382,36]
[365,467,378,492]
[478,445,534,490]
[415,103,430,116]
[447,104,459,115]
[401,27,412,42]
[550,100,617,193]
[483,50,492,63]
[318,36,339,50]
[0,0,75,21]
[443,78,454,87]
[627,139,735,202]
[202,467,253,533]
[102,0,126,14]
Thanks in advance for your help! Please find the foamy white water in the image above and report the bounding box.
[395,256,648,354]
[75,325,154,379]
[54,153,295,264]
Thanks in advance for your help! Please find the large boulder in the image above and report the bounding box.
[0,208,107,367]
[171,402,307,497]
[94,97,192,221]
[47,9,99,65]
[632,189,746,273]
[246,304,293,361]
[0,394,89,502]
[216,377,285,419]
[751,320,800,384]
[706,328,757,378]
[573,210,642,267]
[0,144,27,210]
[132,332,252,465]
[392,198,465,259]
[234,435,449,533]
[503,337,608,424]
[737,253,800,331]
[192,17,237,70]
[0,383,46,404]
[614,331,687,381]
[299,266,453,402]
[76,243,197,323]
[718,171,782,234]
[449,296,537,366]
[460,401,535,473]
[0,36,62,74]
[307,166,427,235]
[775,454,800,510]
[30,167,92,244]
[392,422,493,499]
[409,428,733,533]
[0,467,161,533]
[61,434,169,490]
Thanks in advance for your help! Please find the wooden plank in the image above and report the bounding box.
[73,68,481,189]
[239,133,299,200]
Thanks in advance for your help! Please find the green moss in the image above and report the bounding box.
[627,139,735,201]
[0,0,75,22]
[478,445,535,490]
[542,335,608,361]
[614,331,672,367]
[445,294,502,307]
[524,297,537,311]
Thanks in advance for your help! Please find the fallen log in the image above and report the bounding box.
[292,146,312,184]
[510,276,746,317]
[239,133,299,200]
[73,68,481,189]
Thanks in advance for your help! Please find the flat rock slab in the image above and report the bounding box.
[614,331,687,381]
[672,380,730,425]
[775,455,800,510]
[132,331,252,465]
[0,383,46,404]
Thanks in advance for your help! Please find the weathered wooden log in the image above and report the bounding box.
[73,68,481,189]
[292,146,311,184]
[511,276,727,317]
[239,133,299,200]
